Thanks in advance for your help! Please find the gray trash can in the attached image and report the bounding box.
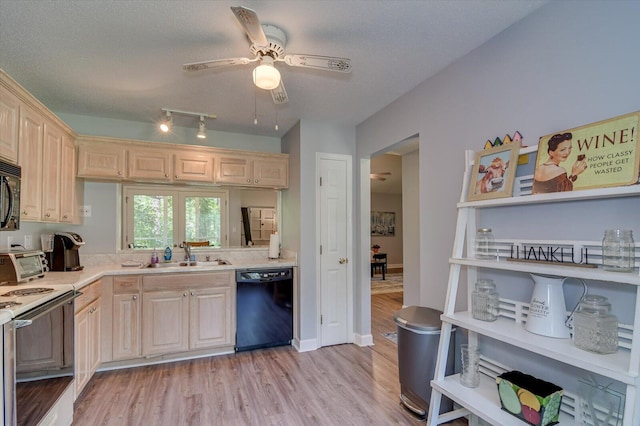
[393,306,455,419]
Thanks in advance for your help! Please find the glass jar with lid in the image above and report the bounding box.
[475,228,495,260]
[602,229,635,272]
[471,279,499,322]
[572,295,618,354]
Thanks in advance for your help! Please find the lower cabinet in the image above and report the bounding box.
[74,279,102,399]
[141,272,234,357]
[111,276,141,361]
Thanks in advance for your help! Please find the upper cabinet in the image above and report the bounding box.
[0,85,20,163]
[76,136,289,188]
[77,137,127,179]
[216,153,288,188]
[2,69,83,225]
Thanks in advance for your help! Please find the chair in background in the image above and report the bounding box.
[371,253,388,280]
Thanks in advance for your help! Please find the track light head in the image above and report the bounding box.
[197,116,206,139]
[159,110,172,133]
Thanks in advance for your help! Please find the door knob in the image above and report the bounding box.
[339,257,348,264]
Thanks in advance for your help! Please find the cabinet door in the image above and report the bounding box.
[112,293,141,360]
[0,86,20,163]
[142,290,189,356]
[128,148,172,181]
[252,156,288,188]
[89,300,101,376]
[74,305,90,398]
[215,155,252,185]
[76,140,126,179]
[174,151,214,182]
[189,286,233,349]
[41,122,62,222]
[59,134,78,223]
[18,104,43,221]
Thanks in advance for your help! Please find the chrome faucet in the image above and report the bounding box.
[182,242,192,264]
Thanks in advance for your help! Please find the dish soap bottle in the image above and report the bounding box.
[150,249,159,265]
[163,246,172,261]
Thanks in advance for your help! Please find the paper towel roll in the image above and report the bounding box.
[268,233,280,259]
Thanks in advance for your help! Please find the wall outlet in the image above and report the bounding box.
[24,235,33,250]
[81,205,92,217]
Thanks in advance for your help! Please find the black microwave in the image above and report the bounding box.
[0,159,20,231]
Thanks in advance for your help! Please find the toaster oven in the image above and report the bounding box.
[0,251,48,284]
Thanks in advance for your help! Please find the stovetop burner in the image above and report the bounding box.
[1,288,55,297]
[0,301,22,308]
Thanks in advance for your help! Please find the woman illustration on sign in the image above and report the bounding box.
[533,132,588,193]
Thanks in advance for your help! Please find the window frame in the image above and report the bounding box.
[122,184,228,250]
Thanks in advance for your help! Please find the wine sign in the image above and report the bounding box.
[534,111,640,194]
[508,244,596,268]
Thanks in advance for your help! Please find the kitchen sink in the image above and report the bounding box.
[147,259,232,268]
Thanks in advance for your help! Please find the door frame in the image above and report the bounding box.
[315,152,353,347]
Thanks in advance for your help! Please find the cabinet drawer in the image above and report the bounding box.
[75,279,102,313]
[143,271,232,291]
[113,276,141,293]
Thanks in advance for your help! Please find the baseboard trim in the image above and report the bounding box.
[296,338,318,352]
[353,333,374,347]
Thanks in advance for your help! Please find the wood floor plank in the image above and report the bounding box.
[73,290,466,425]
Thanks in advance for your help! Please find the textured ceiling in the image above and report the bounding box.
[0,0,546,138]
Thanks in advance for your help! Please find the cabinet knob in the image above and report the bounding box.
[183,292,188,297]
[175,175,178,179]
[118,171,122,176]
[45,213,51,218]
[165,174,169,178]
[254,179,259,183]
[22,211,28,215]
[132,295,138,300]
[190,291,195,296]
[63,215,68,219]
[247,179,251,183]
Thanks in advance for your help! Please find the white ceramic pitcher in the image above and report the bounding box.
[525,273,587,339]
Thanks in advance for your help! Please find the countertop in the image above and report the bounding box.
[40,258,297,291]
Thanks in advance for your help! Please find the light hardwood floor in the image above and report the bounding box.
[73,292,466,425]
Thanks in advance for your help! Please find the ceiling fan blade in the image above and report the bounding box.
[183,57,256,72]
[231,6,268,48]
[371,177,386,181]
[372,172,391,176]
[271,80,288,104]
[282,54,352,73]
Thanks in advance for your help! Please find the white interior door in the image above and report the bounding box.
[318,154,352,346]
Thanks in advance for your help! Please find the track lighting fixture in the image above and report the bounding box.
[159,108,216,139]
[197,116,207,139]
[159,111,172,133]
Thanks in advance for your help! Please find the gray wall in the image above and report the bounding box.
[402,150,419,305]
[356,0,640,311]
[370,193,402,266]
[355,0,639,397]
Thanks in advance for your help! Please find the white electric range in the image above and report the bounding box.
[0,281,75,318]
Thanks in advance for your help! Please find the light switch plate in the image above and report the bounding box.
[81,205,92,217]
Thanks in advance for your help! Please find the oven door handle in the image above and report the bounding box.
[15,290,80,323]
[14,319,32,329]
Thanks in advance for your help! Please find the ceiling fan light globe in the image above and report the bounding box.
[253,63,280,90]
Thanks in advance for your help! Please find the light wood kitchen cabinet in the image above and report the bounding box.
[60,134,80,223]
[190,286,233,349]
[111,276,141,361]
[74,279,102,399]
[142,271,235,356]
[173,150,215,182]
[128,147,172,181]
[41,122,62,222]
[76,138,127,179]
[142,289,190,355]
[18,103,44,221]
[0,85,20,163]
[216,154,288,188]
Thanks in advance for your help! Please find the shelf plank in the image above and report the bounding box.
[431,374,577,426]
[443,312,635,384]
[458,184,640,208]
[450,257,640,285]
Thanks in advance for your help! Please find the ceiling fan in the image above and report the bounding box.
[183,6,352,104]
[370,172,391,181]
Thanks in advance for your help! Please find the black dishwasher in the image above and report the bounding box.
[236,268,293,352]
